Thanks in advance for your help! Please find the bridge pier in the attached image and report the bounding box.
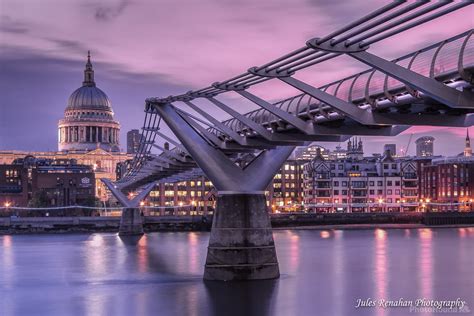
[153,102,295,281]
[204,193,278,281]
[119,208,144,236]
[101,180,156,236]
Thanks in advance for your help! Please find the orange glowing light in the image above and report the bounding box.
[320,231,330,239]
[375,229,387,240]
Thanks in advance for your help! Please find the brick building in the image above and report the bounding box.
[420,156,474,212]
[0,157,95,207]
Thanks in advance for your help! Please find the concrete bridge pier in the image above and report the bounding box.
[102,180,156,236]
[119,208,144,236]
[154,102,295,281]
[204,192,278,280]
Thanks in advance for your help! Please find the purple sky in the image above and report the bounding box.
[0,0,473,156]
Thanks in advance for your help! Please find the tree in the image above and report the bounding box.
[81,196,100,207]
[28,190,50,207]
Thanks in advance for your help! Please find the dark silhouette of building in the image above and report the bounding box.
[127,129,142,154]
[383,144,397,157]
[0,157,95,207]
[415,136,435,157]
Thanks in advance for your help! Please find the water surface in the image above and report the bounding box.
[1,228,473,315]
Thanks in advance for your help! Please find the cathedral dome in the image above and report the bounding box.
[67,85,112,111]
[58,51,121,152]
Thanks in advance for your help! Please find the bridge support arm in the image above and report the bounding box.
[151,101,299,281]
[102,180,157,236]
[348,50,474,109]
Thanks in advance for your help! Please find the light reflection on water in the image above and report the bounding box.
[374,229,387,316]
[0,228,473,316]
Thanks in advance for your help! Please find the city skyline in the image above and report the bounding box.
[1,0,473,155]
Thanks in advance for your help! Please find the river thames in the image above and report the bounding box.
[1,228,473,316]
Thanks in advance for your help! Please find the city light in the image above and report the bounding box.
[378,198,384,204]
[140,201,145,206]
[4,202,11,207]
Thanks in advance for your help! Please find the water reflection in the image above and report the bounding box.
[332,230,345,316]
[320,230,331,239]
[418,229,433,300]
[188,232,200,274]
[84,234,108,277]
[288,231,300,274]
[137,235,149,273]
[204,279,278,316]
[1,228,473,316]
[374,229,387,316]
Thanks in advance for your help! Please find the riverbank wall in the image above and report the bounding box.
[1,212,474,234]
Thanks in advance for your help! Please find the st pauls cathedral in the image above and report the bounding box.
[0,53,133,201]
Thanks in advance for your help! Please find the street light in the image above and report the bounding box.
[4,202,11,208]
[140,201,145,207]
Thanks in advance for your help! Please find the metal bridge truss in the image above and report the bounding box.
[116,1,474,193]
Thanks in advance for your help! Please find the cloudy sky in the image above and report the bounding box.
[0,0,473,155]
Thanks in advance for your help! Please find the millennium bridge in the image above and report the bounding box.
[102,1,474,281]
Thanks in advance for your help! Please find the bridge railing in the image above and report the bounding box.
[219,30,474,136]
[118,1,473,188]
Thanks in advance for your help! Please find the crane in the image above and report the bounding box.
[404,133,414,157]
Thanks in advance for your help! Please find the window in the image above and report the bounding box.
[377,181,383,186]
[352,181,366,188]
[377,190,383,195]
[369,181,374,186]
[334,181,339,187]
[342,181,348,187]
[369,190,375,195]
[384,164,388,170]
[387,189,392,195]
[391,164,397,169]
[342,190,348,195]
[395,181,400,186]
[395,189,400,195]
[387,181,392,186]
[334,190,339,195]
[387,198,392,203]
[338,165,343,170]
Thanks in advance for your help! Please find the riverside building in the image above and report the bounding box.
[303,140,420,213]
[0,52,132,202]
[0,157,95,207]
